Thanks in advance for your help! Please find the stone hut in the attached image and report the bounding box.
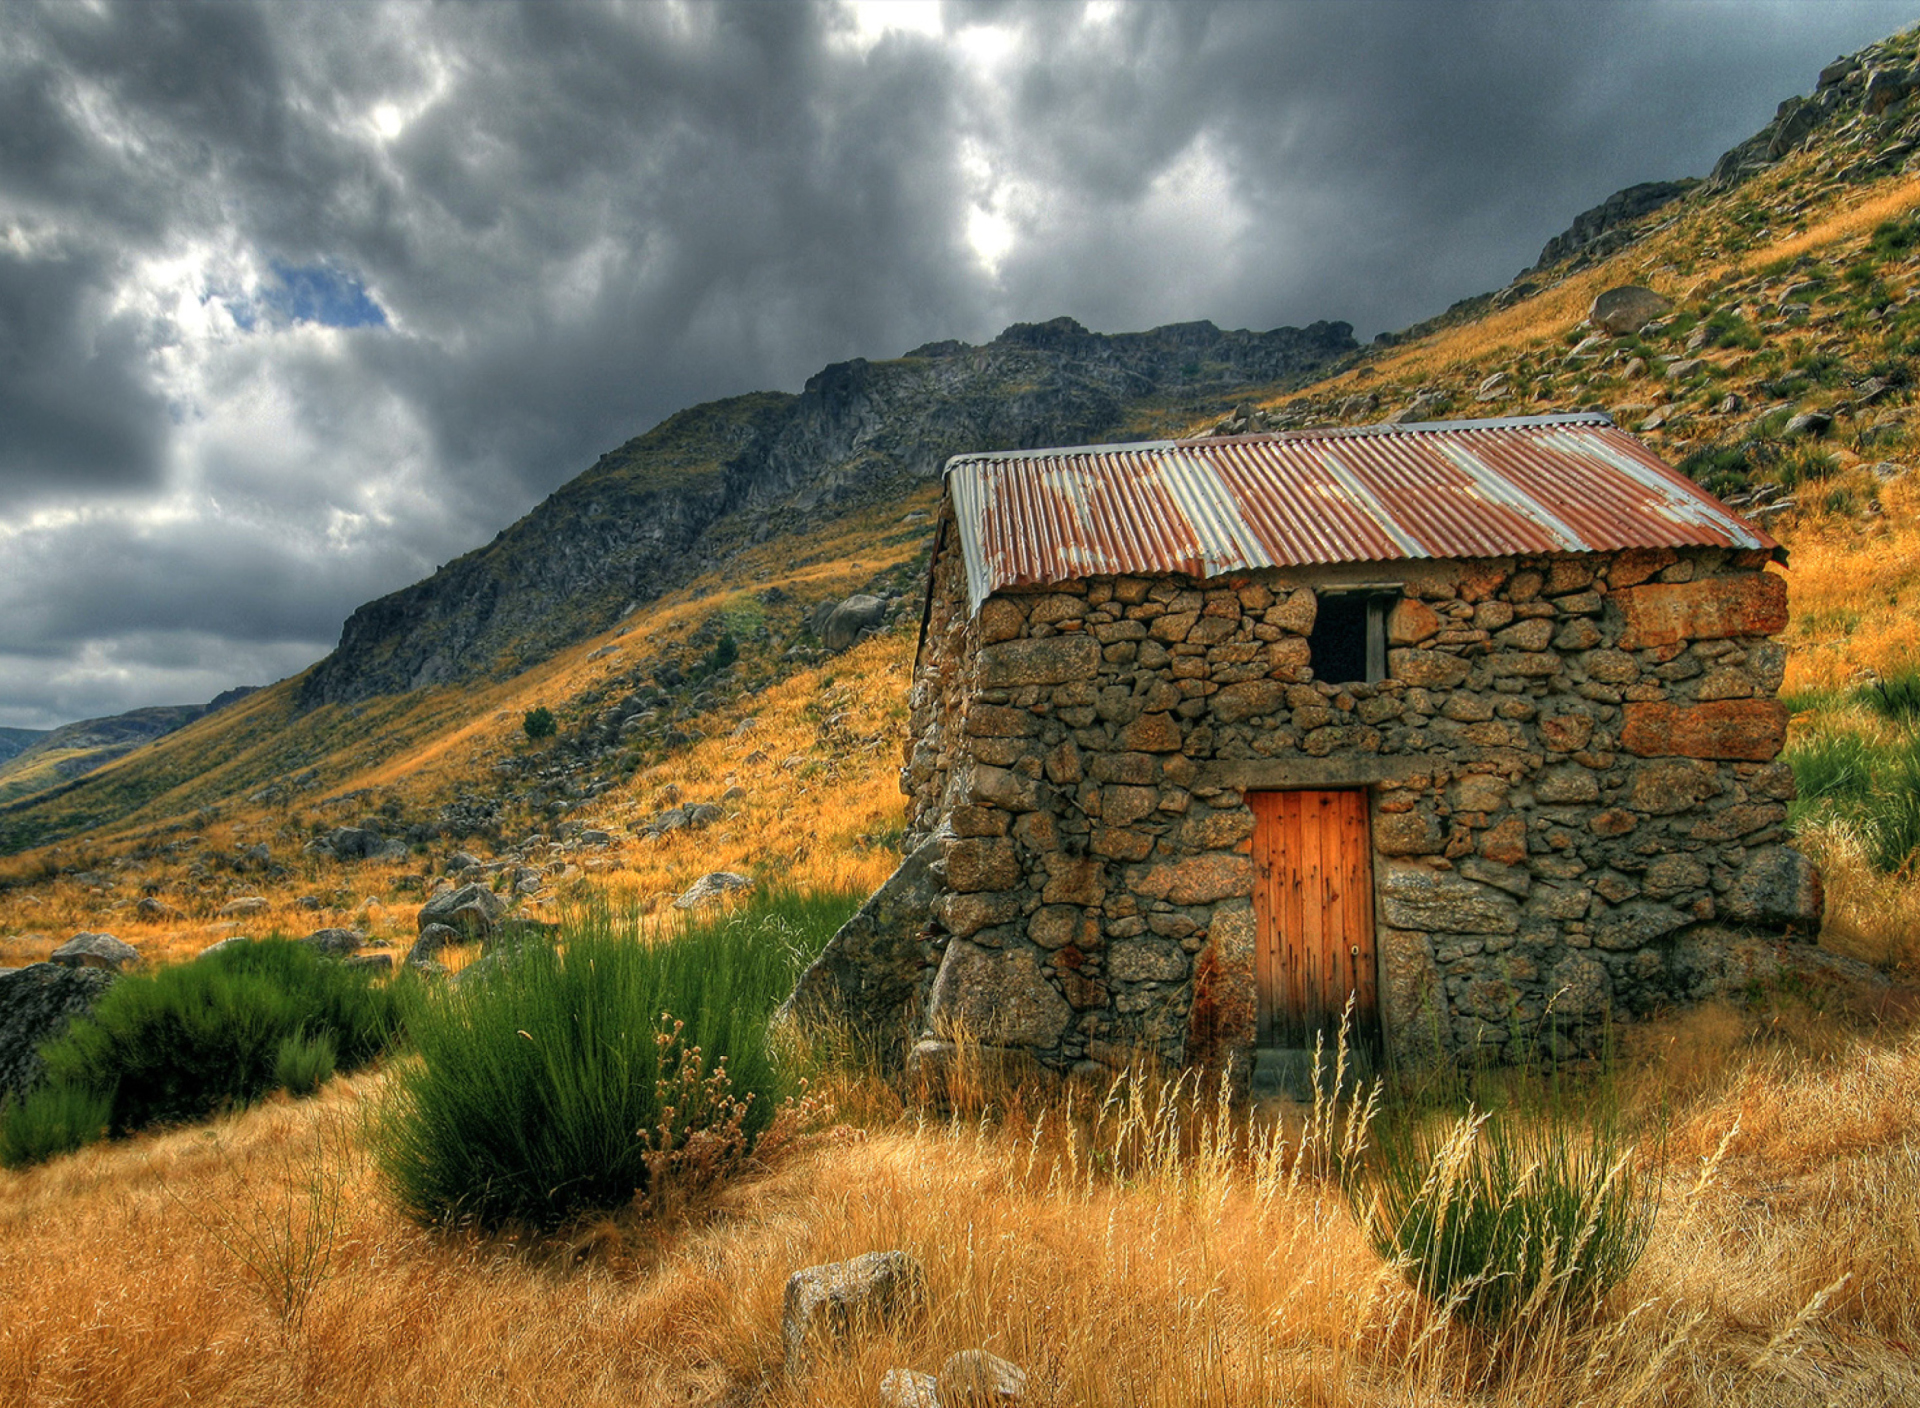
[788,412,1821,1086]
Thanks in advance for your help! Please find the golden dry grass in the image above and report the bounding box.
[2,1005,1917,1408]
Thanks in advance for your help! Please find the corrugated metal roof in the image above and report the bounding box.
[942,413,1778,612]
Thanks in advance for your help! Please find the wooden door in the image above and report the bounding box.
[1250,790,1378,1048]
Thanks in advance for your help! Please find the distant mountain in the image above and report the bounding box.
[0,688,259,807]
[0,728,48,766]
[296,316,1358,707]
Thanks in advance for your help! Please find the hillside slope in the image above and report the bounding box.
[0,690,257,808]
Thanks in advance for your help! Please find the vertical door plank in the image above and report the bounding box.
[1251,791,1276,1046]
[1281,791,1305,1045]
[1298,791,1326,1047]
[1345,791,1378,1026]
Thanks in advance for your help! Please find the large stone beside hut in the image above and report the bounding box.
[788,413,1820,1083]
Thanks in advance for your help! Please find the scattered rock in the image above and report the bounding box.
[417,882,506,940]
[1475,371,1509,401]
[674,872,754,909]
[134,897,180,920]
[823,594,889,652]
[0,963,116,1098]
[198,936,252,960]
[445,851,483,874]
[344,953,393,973]
[407,922,463,967]
[879,1368,941,1408]
[50,932,140,972]
[1784,410,1833,437]
[1588,285,1670,335]
[781,1250,928,1373]
[300,927,365,958]
[937,1350,1028,1407]
[1665,358,1704,380]
[218,896,270,918]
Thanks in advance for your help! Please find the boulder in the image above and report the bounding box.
[50,932,140,972]
[218,897,270,918]
[1588,286,1670,334]
[343,953,393,973]
[300,927,365,958]
[406,922,463,966]
[822,594,890,652]
[879,1369,941,1408]
[938,1350,1028,1406]
[134,897,180,920]
[417,882,506,940]
[781,1250,928,1373]
[0,963,115,1098]
[485,917,562,952]
[673,872,753,909]
[445,851,483,873]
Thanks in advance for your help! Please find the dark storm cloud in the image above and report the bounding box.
[0,0,1914,727]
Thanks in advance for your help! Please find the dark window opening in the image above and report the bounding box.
[1307,590,1399,684]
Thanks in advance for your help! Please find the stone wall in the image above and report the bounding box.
[887,516,1818,1077]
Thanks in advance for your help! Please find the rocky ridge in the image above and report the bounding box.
[297,317,1356,708]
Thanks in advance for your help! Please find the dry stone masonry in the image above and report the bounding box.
[795,522,1820,1079]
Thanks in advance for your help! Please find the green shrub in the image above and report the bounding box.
[1,1082,113,1168]
[376,886,856,1231]
[274,1030,339,1098]
[35,939,406,1143]
[1349,1108,1657,1327]
[522,706,557,741]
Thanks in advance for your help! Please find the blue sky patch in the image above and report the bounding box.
[264,261,387,329]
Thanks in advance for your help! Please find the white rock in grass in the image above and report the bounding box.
[879,1368,940,1408]
[781,1250,928,1374]
[673,872,754,909]
[937,1349,1027,1406]
[50,932,139,972]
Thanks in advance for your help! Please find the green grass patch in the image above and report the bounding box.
[375,886,858,1231]
[11,940,411,1164]
[1788,726,1920,874]
[0,1082,113,1168]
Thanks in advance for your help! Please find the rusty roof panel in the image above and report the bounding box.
[943,413,1776,612]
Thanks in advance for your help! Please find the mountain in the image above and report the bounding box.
[297,317,1357,707]
[0,689,258,809]
[0,729,48,767]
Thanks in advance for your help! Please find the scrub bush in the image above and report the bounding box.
[376,886,855,1231]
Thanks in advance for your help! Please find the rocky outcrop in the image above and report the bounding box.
[296,318,1356,707]
[1534,182,1698,271]
[0,963,114,1098]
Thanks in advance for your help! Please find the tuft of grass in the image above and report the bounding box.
[274,1030,339,1099]
[374,886,856,1231]
[1349,1106,1658,1329]
[0,1081,113,1169]
[1788,729,1920,874]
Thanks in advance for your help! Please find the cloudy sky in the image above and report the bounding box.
[0,0,1912,730]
